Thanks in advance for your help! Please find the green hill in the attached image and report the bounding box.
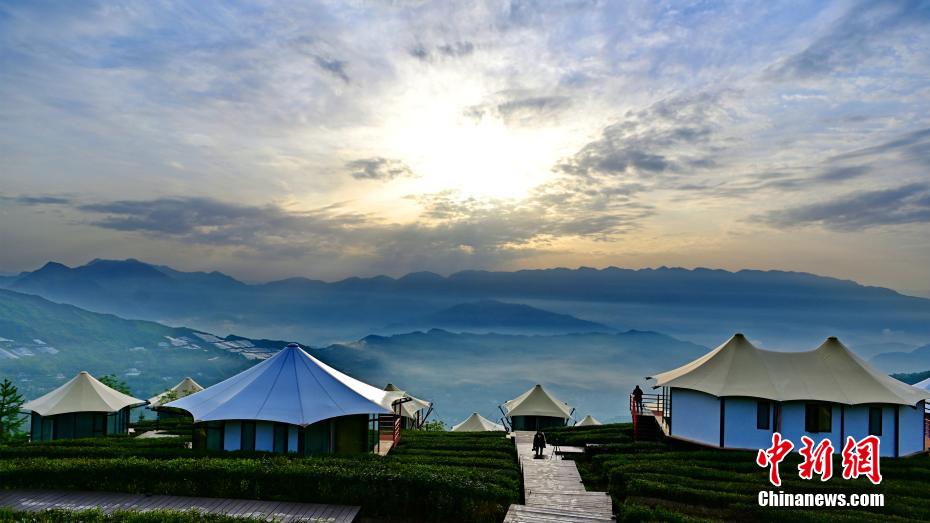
[0,289,255,398]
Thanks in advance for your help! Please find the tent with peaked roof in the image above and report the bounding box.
[452,412,505,432]
[576,415,602,427]
[383,383,432,428]
[649,334,930,456]
[148,377,204,420]
[914,377,930,391]
[165,343,392,454]
[22,371,146,441]
[501,384,573,431]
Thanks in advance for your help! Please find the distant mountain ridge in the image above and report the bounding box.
[385,299,610,334]
[3,258,930,348]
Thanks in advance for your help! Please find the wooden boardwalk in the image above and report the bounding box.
[0,489,360,522]
[503,431,613,522]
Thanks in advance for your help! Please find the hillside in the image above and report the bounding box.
[0,288,263,398]
[384,299,610,335]
[870,344,930,373]
[3,259,930,348]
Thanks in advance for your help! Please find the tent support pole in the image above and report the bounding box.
[718,398,725,448]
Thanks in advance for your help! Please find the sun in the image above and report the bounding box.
[375,75,570,202]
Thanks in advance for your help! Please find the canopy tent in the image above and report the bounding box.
[165,343,391,426]
[148,377,204,409]
[22,371,146,416]
[914,377,930,390]
[383,383,432,420]
[576,415,602,426]
[653,334,930,406]
[502,384,573,419]
[452,412,505,432]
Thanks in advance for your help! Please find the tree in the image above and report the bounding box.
[0,378,26,441]
[421,420,447,432]
[98,374,132,396]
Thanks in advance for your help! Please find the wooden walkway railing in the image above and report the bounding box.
[0,489,360,522]
[503,431,613,522]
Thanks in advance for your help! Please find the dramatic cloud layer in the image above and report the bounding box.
[1,0,929,294]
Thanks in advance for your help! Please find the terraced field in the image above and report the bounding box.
[546,424,930,522]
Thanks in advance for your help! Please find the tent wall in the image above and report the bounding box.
[722,397,775,450]
[510,415,566,431]
[193,415,370,455]
[29,407,131,441]
[669,388,719,446]
[898,402,926,456]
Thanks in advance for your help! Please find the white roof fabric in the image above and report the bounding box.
[653,334,930,406]
[148,377,204,408]
[452,412,505,432]
[576,415,602,426]
[22,371,146,416]
[914,377,930,390]
[383,384,431,420]
[502,384,573,419]
[165,343,392,426]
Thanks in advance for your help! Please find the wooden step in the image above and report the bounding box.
[503,504,614,522]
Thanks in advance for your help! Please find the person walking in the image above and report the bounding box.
[532,429,547,458]
[632,385,644,414]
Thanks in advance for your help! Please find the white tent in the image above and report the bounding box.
[148,377,204,409]
[383,383,432,420]
[22,371,146,416]
[914,377,930,390]
[165,343,391,426]
[576,415,602,426]
[654,334,930,405]
[452,412,505,432]
[502,384,573,419]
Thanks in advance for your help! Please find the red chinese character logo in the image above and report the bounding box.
[841,435,882,485]
[797,436,834,481]
[757,432,794,486]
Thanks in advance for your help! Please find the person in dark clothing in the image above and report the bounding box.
[632,385,644,413]
[532,430,546,458]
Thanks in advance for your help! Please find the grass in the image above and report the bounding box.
[547,423,930,522]
[0,430,519,523]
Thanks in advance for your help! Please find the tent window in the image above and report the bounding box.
[756,401,770,430]
[205,422,223,451]
[805,403,832,433]
[868,407,882,436]
[241,421,256,452]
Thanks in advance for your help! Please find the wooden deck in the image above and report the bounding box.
[503,431,613,522]
[0,489,360,522]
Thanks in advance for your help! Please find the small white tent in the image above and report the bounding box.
[22,371,146,441]
[914,377,930,391]
[148,377,204,408]
[165,343,391,454]
[452,412,505,432]
[650,334,930,456]
[501,384,573,431]
[576,415,602,427]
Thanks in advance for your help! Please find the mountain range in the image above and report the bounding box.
[3,258,930,350]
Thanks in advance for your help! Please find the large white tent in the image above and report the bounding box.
[22,371,146,440]
[501,384,573,430]
[452,412,505,432]
[649,334,930,456]
[165,343,392,454]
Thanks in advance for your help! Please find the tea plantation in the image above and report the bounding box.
[0,430,518,523]
[547,423,930,522]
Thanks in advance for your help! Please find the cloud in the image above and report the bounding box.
[465,93,572,126]
[765,1,930,80]
[830,128,930,162]
[0,195,72,206]
[313,55,350,83]
[345,157,416,181]
[409,41,475,61]
[753,183,930,231]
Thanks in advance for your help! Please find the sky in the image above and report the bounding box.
[1,0,929,295]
